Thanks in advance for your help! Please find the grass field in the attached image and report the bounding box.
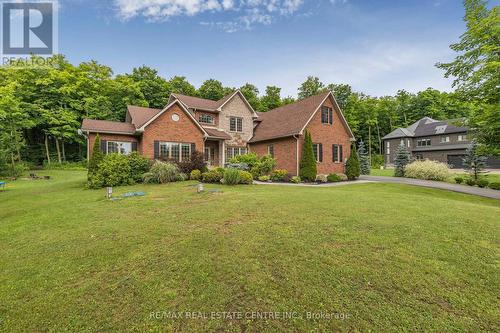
[1,171,499,332]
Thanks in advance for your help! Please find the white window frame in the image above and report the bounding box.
[312,144,320,162]
[458,134,467,142]
[440,136,450,143]
[159,142,191,162]
[229,117,243,132]
[107,141,132,155]
[199,114,214,124]
[267,144,274,157]
[417,138,431,147]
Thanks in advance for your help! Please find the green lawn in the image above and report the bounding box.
[371,168,500,183]
[1,171,499,332]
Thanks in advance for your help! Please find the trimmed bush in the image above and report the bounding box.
[465,178,476,186]
[299,131,317,182]
[258,175,270,182]
[454,176,464,184]
[128,152,151,183]
[315,174,328,183]
[239,171,253,185]
[143,160,180,184]
[291,176,301,183]
[346,144,360,180]
[327,173,342,182]
[88,153,133,188]
[190,169,201,181]
[489,182,500,190]
[202,168,224,183]
[476,178,489,188]
[223,168,241,185]
[271,169,288,181]
[404,160,450,181]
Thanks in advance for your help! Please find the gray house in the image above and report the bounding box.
[382,117,473,168]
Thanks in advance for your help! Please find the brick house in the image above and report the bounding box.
[81,90,355,176]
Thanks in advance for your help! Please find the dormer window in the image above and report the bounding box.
[199,114,214,124]
[321,107,333,124]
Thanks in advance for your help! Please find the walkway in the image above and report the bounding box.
[359,175,500,200]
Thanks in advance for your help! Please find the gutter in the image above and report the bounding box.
[293,134,300,177]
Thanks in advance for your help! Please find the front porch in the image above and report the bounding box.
[204,139,224,168]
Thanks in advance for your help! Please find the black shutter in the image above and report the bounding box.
[191,143,196,154]
[100,140,107,154]
[131,142,138,152]
[329,109,333,124]
[319,143,323,162]
[340,145,343,162]
[333,144,337,162]
[154,141,159,159]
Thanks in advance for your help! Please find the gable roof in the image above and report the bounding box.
[127,105,163,128]
[250,91,354,142]
[382,117,467,140]
[170,93,220,111]
[81,119,136,134]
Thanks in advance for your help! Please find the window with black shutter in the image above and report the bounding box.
[339,145,343,162]
[319,143,323,162]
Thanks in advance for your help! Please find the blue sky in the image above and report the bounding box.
[57,0,496,98]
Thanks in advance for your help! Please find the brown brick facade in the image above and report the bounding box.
[250,137,298,175]
[87,133,138,158]
[141,103,205,158]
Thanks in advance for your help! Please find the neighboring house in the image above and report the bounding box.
[81,90,355,176]
[382,117,499,169]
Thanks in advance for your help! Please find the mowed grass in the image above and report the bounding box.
[0,171,499,332]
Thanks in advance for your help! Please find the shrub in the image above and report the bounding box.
[177,151,207,174]
[239,171,253,184]
[489,182,500,190]
[250,155,276,179]
[143,160,180,184]
[315,174,328,183]
[226,162,249,171]
[271,169,288,181]
[346,144,360,180]
[222,168,241,185]
[258,175,270,182]
[88,153,133,188]
[1,162,28,178]
[202,168,225,183]
[404,160,450,181]
[43,161,88,170]
[463,140,487,181]
[327,173,342,182]
[465,178,476,186]
[299,131,317,181]
[394,144,411,177]
[190,169,201,181]
[88,134,104,180]
[476,178,489,188]
[371,154,384,169]
[291,176,301,183]
[454,176,464,184]
[230,153,259,169]
[337,173,348,181]
[128,152,151,183]
[177,173,188,181]
[358,141,370,175]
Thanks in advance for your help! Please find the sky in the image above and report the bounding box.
[55,0,496,98]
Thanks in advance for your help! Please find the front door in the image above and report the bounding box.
[204,147,215,166]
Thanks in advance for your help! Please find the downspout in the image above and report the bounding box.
[293,134,300,176]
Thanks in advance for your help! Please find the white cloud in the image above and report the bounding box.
[114,0,305,31]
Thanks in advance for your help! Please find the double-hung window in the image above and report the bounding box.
[226,147,247,163]
[312,143,323,162]
[107,141,132,155]
[386,141,390,155]
[321,107,333,124]
[267,145,274,157]
[332,144,343,163]
[230,117,243,132]
[159,142,191,162]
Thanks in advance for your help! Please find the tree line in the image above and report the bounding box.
[0,0,497,172]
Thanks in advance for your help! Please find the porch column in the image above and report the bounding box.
[220,140,225,167]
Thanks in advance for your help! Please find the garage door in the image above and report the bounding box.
[447,155,465,169]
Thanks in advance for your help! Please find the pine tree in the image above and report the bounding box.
[463,140,487,181]
[88,134,104,180]
[358,141,370,175]
[394,144,411,177]
[299,131,317,181]
[346,143,361,180]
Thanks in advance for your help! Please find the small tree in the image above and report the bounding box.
[463,140,487,181]
[88,134,104,180]
[394,144,411,177]
[345,143,361,180]
[358,141,370,175]
[299,131,317,181]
